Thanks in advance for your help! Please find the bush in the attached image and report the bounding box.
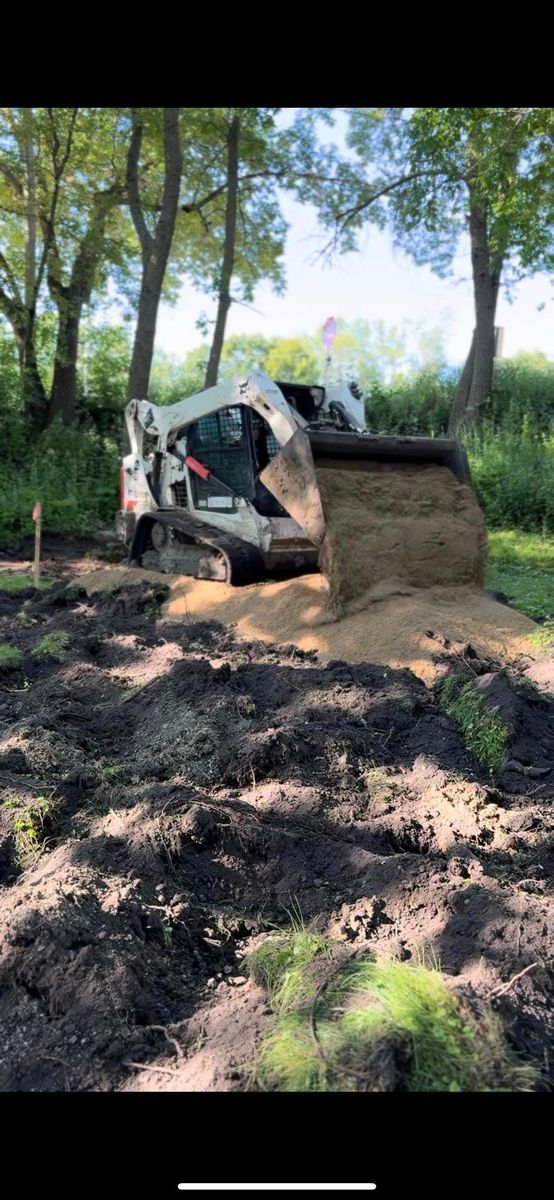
[0,421,119,541]
[466,425,554,532]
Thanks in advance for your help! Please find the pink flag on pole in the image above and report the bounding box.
[32,502,41,522]
[321,316,337,350]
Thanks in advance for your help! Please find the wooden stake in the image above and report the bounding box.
[33,502,42,588]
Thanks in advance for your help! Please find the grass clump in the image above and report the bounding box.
[0,644,24,672]
[250,941,538,1093]
[438,676,508,773]
[2,793,57,867]
[32,630,70,658]
[246,924,330,1013]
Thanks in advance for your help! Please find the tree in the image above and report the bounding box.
[126,108,183,402]
[266,335,320,382]
[181,108,340,388]
[338,108,554,434]
[0,108,132,429]
[219,332,276,378]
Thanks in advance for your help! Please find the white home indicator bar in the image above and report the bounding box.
[177,1187,377,1193]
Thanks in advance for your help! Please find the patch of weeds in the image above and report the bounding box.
[360,766,395,803]
[245,923,330,1014]
[438,676,508,774]
[236,695,257,718]
[0,572,53,593]
[99,762,123,780]
[0,644,24,673]
[250,942,539,1093]
[528,620,554,652]
[16,611,39,628]
[59,583,84,605]
[162,920,174,952]
[517,676,546,702]
[2,793,57,867]
[32,630,70,658]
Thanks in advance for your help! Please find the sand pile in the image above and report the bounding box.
[79,567,542,687]
[316,463,488,616]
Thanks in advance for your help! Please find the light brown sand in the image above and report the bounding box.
[316,464,488,616]
[80,567,539,687]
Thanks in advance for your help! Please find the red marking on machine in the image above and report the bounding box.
[185,455,211,481]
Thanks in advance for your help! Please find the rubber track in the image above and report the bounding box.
[129,509,266,586]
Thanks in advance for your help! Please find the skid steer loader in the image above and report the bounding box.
[117,371,474,585]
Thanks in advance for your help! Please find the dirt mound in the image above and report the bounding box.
[316,464,488,616]
[0,581,552,1091]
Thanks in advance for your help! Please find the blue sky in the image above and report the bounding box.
[156,111,554,368]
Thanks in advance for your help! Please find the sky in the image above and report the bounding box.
[155,112,554,370]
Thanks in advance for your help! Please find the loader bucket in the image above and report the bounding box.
[260,426,473,549]
[306,429,472,485]
[260,427,326,545]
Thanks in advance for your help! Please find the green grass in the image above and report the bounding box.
[246,925,330,1013]
[248,936,538,1093]
[438,676,508,774]
[2,793,57,866]
[31,630,70,658]
[0,571,54,593]
[528,620,554,651]
[0,644,24,672]
[486,530,554,622]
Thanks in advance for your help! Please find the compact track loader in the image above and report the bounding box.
[117,372,474,585]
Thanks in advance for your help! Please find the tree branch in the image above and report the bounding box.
[181,168,337,215]
[0,249,22,305]
[0,159,24,201]
[35,108,79,310]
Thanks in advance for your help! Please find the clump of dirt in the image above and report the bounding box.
[316,464,488,616]
[0,580,552,1093]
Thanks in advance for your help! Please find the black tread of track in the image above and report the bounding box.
[129,509,265,586]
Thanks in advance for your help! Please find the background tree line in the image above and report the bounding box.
[0,106,553,543]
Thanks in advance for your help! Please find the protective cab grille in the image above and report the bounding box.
[172,481,188,508]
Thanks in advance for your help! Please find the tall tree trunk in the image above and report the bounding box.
[45,183,123,428]
[126,108,183,401]
[204,113,240,388]
[447,333,475,436]
[448,202,501,437]
[18,323,49,429]
[48,295,81,424]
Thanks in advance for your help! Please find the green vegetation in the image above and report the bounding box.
[486,530,554,622]
[0,572,54,593]
[528,621,554,651]
[247,932,537,1092]
[2,793,57,867]
[438,677,509,774]
[0,645,24,672]
[246,925,330,1013]
[1,322,554,545]
[32,630,70,658]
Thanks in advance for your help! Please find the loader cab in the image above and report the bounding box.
[276,381,325,424]
[177,405,286,518]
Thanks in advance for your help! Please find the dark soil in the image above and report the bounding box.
[0,530,127,582]
[0,578,552,1092]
